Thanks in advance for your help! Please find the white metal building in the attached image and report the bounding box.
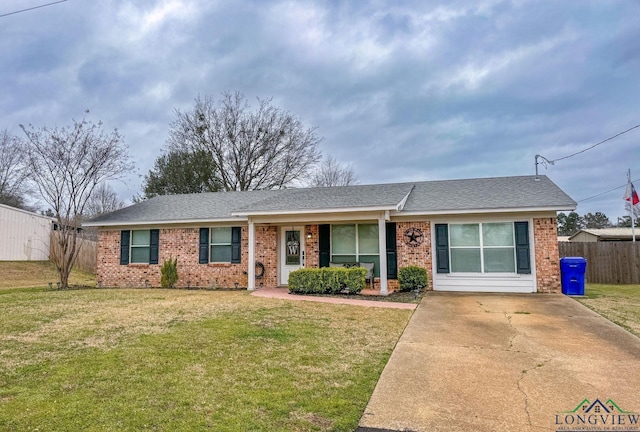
[0,203,53,261]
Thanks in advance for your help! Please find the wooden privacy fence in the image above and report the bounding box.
[559,242,640,284]
[49,234,97,274]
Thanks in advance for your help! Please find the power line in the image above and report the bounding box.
[0,0,68,18]
[535,123,640,176]
[577,177,640,203]
[552,123,640,163]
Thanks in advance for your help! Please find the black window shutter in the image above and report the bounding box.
[198,228,209,264]
[319,224,330,268]
[149,229,159,264]
[120,230,130,265]
[514,221,531,274]
[435,224,450,273]
[231,227,242,264]
[386,222,397,279]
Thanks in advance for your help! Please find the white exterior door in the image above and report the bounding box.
[280,227,305,285]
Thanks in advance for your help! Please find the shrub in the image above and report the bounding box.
[288,267,366,295]
[398,266,427,292]
[160,257,178,288]
[344,267,366,294]
[288,269,319,294]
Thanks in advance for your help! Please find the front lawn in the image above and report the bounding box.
[0,288,412,431]
[0,261,96,289]
[576,283,640,337]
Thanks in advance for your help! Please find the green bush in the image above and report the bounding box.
[160,257,178,288]
[288,267,366,295]
[344,267,366,294]
[288,269,319,294]
[398,266,427,292]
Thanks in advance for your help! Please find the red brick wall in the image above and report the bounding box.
[395,221,433,290]
[255,226,278,287]
[533,217,561,293]
[97,226,281,289]
[98,227,249,288]
[97,218,559,293]
[305,225,319,268]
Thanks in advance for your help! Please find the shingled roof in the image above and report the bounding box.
[84,175,575,226]
[403,175,575,213]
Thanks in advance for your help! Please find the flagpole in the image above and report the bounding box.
[629,169,636,243]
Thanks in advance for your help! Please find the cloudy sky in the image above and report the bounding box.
[2,0,639,221]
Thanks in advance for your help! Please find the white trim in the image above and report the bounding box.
[232,205,400,217]
[83,217,248,228]
[249,212,388,225]
[248,220,255,290]
[430,220,536,293]
[85,206,571,228]
[528,218,538,293]
[378,217,388,295]
[392,206,575,217]
[279,226,305,286]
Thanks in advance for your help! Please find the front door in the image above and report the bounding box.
[280,227,305,285]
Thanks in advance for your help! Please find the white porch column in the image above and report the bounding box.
[378,216,388,295]
[247,219,256,290]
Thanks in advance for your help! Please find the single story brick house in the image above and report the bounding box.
[84,175,576,294]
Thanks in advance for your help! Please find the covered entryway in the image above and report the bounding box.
[279,226,305,285]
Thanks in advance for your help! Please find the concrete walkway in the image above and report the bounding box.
[359,292,640,432]
[250,286,417,310]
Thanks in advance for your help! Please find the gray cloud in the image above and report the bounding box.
[1,0,639,219]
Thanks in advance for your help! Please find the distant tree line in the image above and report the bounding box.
[557,211,635,236]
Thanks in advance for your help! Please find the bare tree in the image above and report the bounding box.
[169,91,322,191]
[85,182,125,218]
[310,155,359,187]
[21,114,133,288]
[0,129,31,208]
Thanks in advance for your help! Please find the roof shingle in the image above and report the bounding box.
[85,175,575,226]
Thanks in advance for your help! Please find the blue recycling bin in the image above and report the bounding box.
[560,257,587,296]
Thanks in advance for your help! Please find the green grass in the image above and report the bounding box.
[0,288,412,431]
[576,283,640,337]
[0,261,96,289]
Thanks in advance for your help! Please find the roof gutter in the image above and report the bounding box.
[391,205,577,217]
[231,205,400,217]
[82,216,248,228]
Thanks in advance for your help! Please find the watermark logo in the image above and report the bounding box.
[555,398,639,431]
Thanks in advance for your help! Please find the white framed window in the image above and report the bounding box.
[130,230,151,264]
[449,222,515,273]
[210,227,232,263]
[330,223,380,276]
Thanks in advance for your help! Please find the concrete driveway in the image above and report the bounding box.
[358,292,640,432]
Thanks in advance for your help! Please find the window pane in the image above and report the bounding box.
[211,227,232,244]
[130,247,150,263]
[332,225,356,254]
[359,255,380,278]
[358,224,379,254]
[211,245,232,262]
[331,255,357,264]
[484,248,515,273]
[450,224,479,247]
[285,230,301,265]
[450,248,481,272]
[131,230,150,246]
[483,223,514,246]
